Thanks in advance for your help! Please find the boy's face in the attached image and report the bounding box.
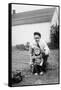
[34,35,41,43]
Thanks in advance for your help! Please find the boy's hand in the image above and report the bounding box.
[40,59,43,66]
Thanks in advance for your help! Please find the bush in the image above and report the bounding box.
[49,24,59,49]
[16,44,25,50]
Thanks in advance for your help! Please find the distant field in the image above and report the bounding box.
[12,47,59,86]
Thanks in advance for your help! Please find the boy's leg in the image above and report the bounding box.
[33,65,41,74]
[32,64,38,74]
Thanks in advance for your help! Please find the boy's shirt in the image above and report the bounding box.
[29,39,50,64]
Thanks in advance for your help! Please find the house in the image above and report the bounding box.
[12,6,59,46]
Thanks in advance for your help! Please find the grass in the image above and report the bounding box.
[12,47,59,86]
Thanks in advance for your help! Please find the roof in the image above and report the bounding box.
[12,8,56,26]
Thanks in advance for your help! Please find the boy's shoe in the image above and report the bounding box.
[40,72,43,75]
[34,73,38,75]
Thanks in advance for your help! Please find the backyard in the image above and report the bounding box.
[12,47,59,86]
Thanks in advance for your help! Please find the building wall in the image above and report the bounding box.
[12,22,50,46]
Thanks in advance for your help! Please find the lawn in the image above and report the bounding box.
[12,47,59,86]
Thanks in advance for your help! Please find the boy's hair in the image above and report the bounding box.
[34,32,41,37]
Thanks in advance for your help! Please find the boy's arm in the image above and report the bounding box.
[29,46,33,65]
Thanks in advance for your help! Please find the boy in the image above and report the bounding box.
[29,32,50,75]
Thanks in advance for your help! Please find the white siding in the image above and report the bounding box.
[12,22,50,46]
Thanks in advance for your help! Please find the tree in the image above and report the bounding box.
[50,24,59,49]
